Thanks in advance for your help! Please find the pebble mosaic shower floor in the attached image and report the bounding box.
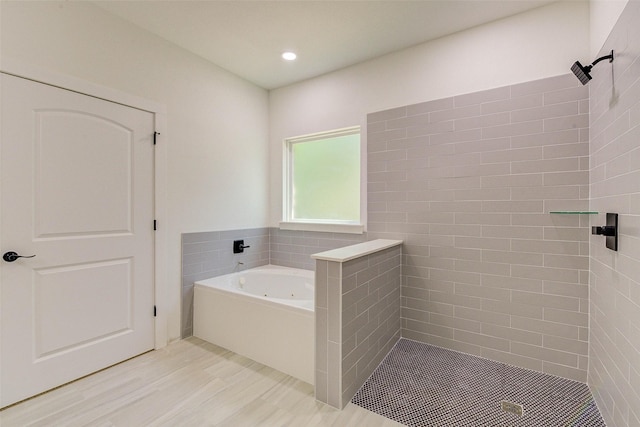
[352,339,606,426]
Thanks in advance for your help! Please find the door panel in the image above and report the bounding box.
[0,73,155,408]
[34,259,133,358]
[35,110,133,237]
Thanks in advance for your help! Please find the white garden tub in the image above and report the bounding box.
[193,265,314,384]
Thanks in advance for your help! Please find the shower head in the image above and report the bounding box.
[571,61,592,85]
[571,50,614,85]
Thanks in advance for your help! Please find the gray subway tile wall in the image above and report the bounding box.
[367,74,591,382]
[341,246,402,408]
[587,2,640,426]
[314,259,343,408]
[314,259,331,405]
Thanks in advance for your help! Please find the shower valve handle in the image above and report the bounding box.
[233,240,251,253]
[591,226,615,236]
[591,213,618,251]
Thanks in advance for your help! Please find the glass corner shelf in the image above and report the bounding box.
[549,211,599,214]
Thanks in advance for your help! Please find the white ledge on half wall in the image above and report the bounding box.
[311,239,403,263]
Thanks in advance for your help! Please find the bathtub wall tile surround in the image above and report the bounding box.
[314,240,402,409]
[181,227,367,337]
[367,74,591,381]
[588,2,640,426]
[181,228,270,337]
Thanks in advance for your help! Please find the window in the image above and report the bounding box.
[282,126,362,233]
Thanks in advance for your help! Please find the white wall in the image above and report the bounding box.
[269,0,590,226]
[0,1,270,342]
[590,0,629,58]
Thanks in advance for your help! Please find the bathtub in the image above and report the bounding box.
[193,265,314,384]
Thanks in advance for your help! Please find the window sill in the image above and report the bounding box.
[279,222,364,235]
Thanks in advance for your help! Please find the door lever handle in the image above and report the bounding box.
[3,251,36,262]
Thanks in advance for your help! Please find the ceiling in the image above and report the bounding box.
[93,0,558,90]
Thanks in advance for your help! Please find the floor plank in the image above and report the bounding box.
[0,337,401,427]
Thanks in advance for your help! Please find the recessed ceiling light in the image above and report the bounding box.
[282,52,297,61]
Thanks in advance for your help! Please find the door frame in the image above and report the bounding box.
[0,58,168,349]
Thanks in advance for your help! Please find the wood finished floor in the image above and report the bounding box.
[0,337,401,427]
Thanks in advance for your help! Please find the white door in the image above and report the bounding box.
[0,73,155,408]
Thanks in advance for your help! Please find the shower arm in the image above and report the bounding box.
[591,50,614,67]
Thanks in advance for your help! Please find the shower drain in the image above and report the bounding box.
[501,400,524,417]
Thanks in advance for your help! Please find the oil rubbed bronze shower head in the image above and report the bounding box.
[571,50,614,85]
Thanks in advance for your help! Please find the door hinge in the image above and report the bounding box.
[153,131,160,145]
[153,220,157,231]
[154,305,157,317]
